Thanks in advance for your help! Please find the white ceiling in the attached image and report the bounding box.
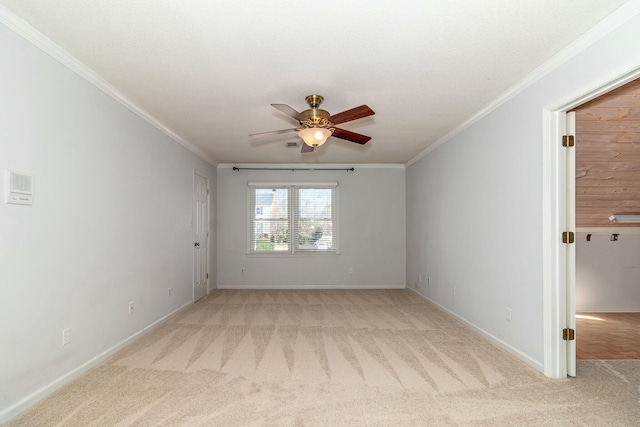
[0,1,630,165]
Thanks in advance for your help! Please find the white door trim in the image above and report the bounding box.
[542,66,640,378]
[565,111,577,377]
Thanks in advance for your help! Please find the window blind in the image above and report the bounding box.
[294,186,337,252]
[249,186,290,253]
[248,183,338,254]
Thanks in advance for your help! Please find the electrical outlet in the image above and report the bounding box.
[506,307,512,323]
[168,288,172,297]
[62,328,71,346]
[129,302,134,315]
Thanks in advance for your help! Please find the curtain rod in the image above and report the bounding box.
[232,167,354,172]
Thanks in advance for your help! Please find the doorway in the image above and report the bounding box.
[543,67,640,379]
[572,78,640,360]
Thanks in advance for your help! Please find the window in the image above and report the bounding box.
[249,183,338,254]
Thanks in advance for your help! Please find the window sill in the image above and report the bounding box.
[246,252,340,257]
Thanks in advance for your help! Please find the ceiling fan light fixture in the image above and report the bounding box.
[298,128,332,147]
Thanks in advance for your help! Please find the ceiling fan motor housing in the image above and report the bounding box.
[301,95,332,128]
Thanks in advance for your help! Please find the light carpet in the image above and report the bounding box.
[7,289,640,426]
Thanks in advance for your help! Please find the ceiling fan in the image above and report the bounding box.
[250,95,375,153]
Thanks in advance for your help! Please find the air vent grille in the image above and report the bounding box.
[9,171,32,194]
[5,170,33,205]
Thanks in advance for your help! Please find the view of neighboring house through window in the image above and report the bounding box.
[249,183,338,254]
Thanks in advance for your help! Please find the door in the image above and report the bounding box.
[193,171,209,302]
[566,111,577,376]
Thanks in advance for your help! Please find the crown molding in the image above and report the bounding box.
[405,0,640,168]
[0,5,218,167]
[218,163,405,169]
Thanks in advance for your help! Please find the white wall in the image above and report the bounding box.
[406,10,640,370]
[576,231,640,312]
[0,23,216,420]
[217,165,406,289]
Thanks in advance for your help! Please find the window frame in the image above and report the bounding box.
[247,182,339,255]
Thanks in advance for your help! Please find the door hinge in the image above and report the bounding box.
[207,189,210,195]
[562,231,575,244]
[562,135,575,147]
[206,273,209,279]
[562,328,575,341]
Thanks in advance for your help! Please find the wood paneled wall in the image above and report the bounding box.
[574,78,640,227]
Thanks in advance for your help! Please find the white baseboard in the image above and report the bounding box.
[0,301,193,425]
[577,306,640,313]
[407,288,544,374]
[216,284,406,290]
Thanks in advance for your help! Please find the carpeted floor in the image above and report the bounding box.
[7,289,640,426]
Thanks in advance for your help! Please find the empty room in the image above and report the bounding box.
[1,1,640,425]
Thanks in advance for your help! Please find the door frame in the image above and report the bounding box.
[193,169,210,302]
[542,66,640,378]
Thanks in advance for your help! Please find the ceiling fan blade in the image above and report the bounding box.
[271,104,306,122]
[249,128,299,138]
[301,143,315,153]
[330,127,371,144]
[328,105,375,125]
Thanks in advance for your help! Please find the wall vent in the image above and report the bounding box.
[286,141,299,148]
[5,170,33,205]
